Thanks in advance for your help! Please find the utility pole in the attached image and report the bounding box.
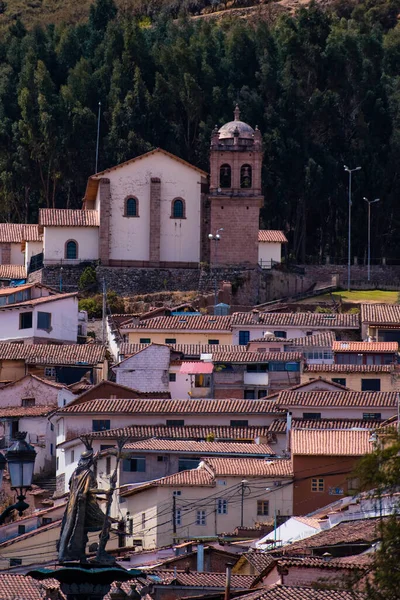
[102,278,106,345]
[95,101,101,173]
[363,197,380,283]
[240,479,248,527]
[344,165,362,291]
[172,494,177,544]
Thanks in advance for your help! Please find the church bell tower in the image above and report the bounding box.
[208,104,263,267]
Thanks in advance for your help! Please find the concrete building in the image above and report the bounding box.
[302,364,397,392]
[113,344,171,392]
[115,457,293,550]
[258,230,288,268]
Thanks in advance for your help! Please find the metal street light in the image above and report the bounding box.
[363,197,380,283]
[344,165,362,291]
[209,228,224,310]
[0,432,36,524]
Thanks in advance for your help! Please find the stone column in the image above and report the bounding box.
[149,177,161,265]
[98,178,111,266]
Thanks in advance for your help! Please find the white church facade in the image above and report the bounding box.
[0,107,287,275]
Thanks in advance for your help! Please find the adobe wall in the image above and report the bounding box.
[303,264,400,287]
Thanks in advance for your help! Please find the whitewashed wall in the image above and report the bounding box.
[258,242,282,266]
[43,226,99,263]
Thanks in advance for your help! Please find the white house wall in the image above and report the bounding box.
[0,376,59,407]
[0,296,79,343]
[43,226,99,264]
[104,152,201,263]
[258,242,282,266]
[115,345,170,393]
[10,243,24,266]
[25,241,43,271]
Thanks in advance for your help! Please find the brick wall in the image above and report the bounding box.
[149,178,161,264]
[99,178,111,265]
[0,243,11,264]
[116,344,170,393]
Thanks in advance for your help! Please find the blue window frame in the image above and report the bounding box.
[239,331,250,345]
[66,240,77,259]
[172,199,184,219]
[126,197,137,217]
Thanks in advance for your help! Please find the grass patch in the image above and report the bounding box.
[300,290,400,304]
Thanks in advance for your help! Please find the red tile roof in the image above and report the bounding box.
[0,265,27,280]
[234,549,275,574]
[22,224,42,241]
[0,343,106,365]
[268,418,378,434]
[88,424,270,441]
[121,315,232,331]
[0,223,29,243]
[305,364,394,373]
[121,468,215,495]
[212,351,303,362]
[285,332,336,348]
[291,429,372,456]
[0,574,61,600]
[0,405,56,418]
[278,390,398,408]
[258,230,288,243]
[361,303,400,325]
[120,343,248,357]
[273,517,383,555]
[0,292,77,310]
[59,397,283,415]
[231,312,359,329]
[124,439,276,455]
[203,456,293,477]
[179,585,364,600]
[39,208,99,227]
[332,341,398,353]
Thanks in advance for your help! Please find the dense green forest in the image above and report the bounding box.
[0,0,400,262]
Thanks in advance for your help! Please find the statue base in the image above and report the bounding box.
[27,564,141,600]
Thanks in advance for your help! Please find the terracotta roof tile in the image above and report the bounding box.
[285,332,336,348]
[0,265,27,280]
[59,397,283,415]
[203,457,293,477]
[238,549,276,574]
[286,378,349,391]
[0,292,77,310]
[22,224,42,241]
[305,364,393,373]
[231,313,359,329]
[121,315,232,331]
[278,390,398,408]
[120,343,247,357]
[212,351,303,362]
[291,429,372,456]
[124,439,276,455]
[121,468,215,495]
[0,223,27,243]
[39,208,99,227]
[268,418,378,434]
[258,230,288,243]
[361,303,400,325]
[0,574,61,600]
[0,343,106,365]
[332,341,398,353]
[0,405,56,418]
[89,424,270,441]
[232,585,364,600]
[274,517,384,555]
[140,569,253,588]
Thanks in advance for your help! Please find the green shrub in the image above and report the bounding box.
[79,291,125,318]
[78,266,98,294]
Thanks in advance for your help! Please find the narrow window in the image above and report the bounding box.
[230,420,248,427]
[37,312,51,330]
[175,509,182,526]
[172,198,185,219]
[169,373,176,382]
[196,510,206,525]
[139,338,151,344]
[311,478,325,492]
[217,499,228,515]
[239,331,250,345]
[70,450,75,464]
[165,338,176,344]
[20,312,33,330]
[92,420,111,432]
[22,398,35,407]
[18,525,25,535]
[166,419,185,426]
[302,413,321,420]
[65,240,78,260]
[240,164,252,188]
[220,164,231,188]
[257,500,269,516]
[208,339,219,345]
[106,456,111,475]
[125,197,138,217]
[141,513,146,529]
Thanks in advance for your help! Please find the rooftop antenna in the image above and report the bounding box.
[95,101,101,173]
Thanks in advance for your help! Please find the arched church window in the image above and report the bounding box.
[220,164,231,188]
[65,240,78,260]
[240,164,252,188]
[125,197,138,217]
[172,198,185,219]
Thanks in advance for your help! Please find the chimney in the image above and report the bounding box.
[197,543,204,572]
[285,411,292,453]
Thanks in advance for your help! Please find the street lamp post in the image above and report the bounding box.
[208,228,224,310]
[363,197,380,283]
[0,432,37,525]
[344,165,362,291]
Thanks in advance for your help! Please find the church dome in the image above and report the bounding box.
[218,104,255,140]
